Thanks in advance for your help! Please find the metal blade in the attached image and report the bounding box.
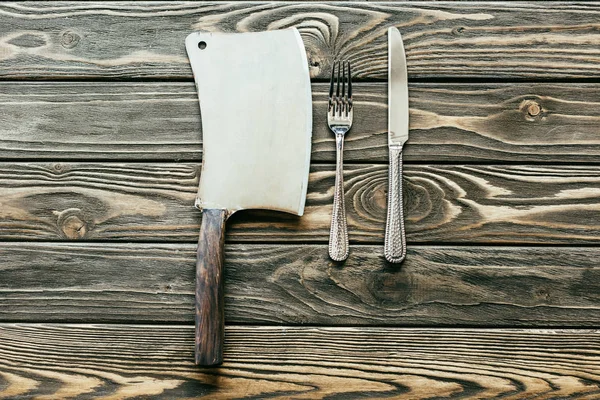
[388,27,409,146]
[185,29,312,217]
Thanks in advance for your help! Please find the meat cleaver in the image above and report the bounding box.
[185,28,312,366]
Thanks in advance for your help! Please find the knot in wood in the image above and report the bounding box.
[56,208,88,239]
[62,215,87,239]
[520,99,544,121]
[528,103,541,117]
[305,50,324,78]
[61,30,80,49]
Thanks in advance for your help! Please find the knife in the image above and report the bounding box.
[384,27,409,263]
[185,28,312,366]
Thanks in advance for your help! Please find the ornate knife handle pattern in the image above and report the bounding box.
[329,132,349,261]
[384,146,407,263]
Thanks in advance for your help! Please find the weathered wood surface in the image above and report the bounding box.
[3,162,600,243]
[1,324,599,399]
[2,2,600,80]
[2,242,599,326]
[4,82,600,163]
[2,1,600,394]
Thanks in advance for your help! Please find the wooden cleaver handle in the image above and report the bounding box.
[195,208,227,366]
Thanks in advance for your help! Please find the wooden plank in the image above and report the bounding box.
[2,242,599,326]
[2,2,600,80]
[3,82,600,163]
[2,162,600,243]
[0,324,599,399]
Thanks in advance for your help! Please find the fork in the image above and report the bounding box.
[327,60,353,261]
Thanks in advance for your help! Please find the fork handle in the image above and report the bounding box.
[329,132,349,261]
[384,145,407,263]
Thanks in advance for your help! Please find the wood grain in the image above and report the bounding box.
[2,162,600,243]
[195,209,227,366]
[4,82,599,163]
[1,2,600,80]
[0,324,599,399]
[1,242,600,326]
[2,1,599,394]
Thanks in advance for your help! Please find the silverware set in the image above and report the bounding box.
[327,27,408,263]
[185,26,409,365]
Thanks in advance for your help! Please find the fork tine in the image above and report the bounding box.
[342,60,346,98]
[328,62,335,111]
[336,61,341,99]
[347,61,352,110]
[334,61,341,115]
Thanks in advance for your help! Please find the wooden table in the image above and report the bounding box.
[1,2,600,398]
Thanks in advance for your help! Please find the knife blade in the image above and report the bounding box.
[384,27,409,263]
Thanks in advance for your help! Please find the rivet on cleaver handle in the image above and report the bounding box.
[185,28,312,366]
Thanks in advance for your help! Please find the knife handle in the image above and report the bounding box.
[384,146,407,263]
[329,133,349,261]
[195,208,227,366]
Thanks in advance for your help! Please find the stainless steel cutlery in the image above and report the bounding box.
[184,27,408,366]
[185,28,312,365]
[327,60,353,261]
[327,30,408,263]
[384,27,409,263]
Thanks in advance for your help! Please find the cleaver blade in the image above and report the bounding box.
[185,28,312,366]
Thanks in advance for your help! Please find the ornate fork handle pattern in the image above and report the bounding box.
[329,131,349,261]
[384,145,406,263]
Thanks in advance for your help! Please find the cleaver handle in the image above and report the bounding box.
[195,208,227,366]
